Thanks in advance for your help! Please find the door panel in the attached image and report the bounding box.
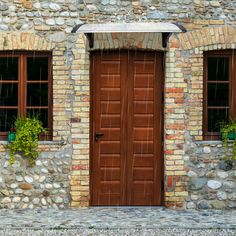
[100,89,120,101]
[91,51,127,205]
[134,88,154,100]
[101,115,121,128]
[91,51,163,206]
[133,128,153,141]
[100,155,121,167]
[133,115,154,127]
[100,75,121,88]
[134,75,154,88]
[134,101,154,113]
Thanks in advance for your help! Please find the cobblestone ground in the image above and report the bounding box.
[0,229,236,236]
[0,207,235,235]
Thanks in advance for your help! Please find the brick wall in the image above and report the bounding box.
[70,35,90,207]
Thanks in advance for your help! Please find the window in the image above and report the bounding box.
[204,50,234,139]
[0,51,52,140]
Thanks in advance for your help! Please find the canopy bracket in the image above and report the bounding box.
[71,23,85,33]
[162,32,171,48]
[85,33,94,48]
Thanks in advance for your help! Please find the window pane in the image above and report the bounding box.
[208,57,229,81]
[207,83,228,106]
[27,57,48,81]
[0,57,18,81]
[208,108,228,132]
[0,83,18,106]
[27,109,48,128]
[0,109,17,132]
[27,83,48,106]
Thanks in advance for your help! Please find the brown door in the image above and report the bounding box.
[91,50,163,206]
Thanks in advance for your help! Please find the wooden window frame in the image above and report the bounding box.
[203,50,235,140]
[0,51,52,140]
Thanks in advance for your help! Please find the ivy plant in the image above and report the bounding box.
[7,115,47,165]
[220,120,236,160]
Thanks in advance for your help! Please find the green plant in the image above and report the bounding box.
[7,115,47,165]
[220,120,236,159]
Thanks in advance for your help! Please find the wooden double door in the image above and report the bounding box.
[91,50,163,206]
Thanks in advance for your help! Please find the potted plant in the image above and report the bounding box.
[7,127,16,142]
[220,120,236,159]
[7,115,47,165]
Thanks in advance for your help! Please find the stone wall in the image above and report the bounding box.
[78,0,236,25]
[0,143,71,209]
[0,0,235,209]
[0,0,232,33]
[186,141,236,209]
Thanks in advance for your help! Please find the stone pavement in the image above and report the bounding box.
[0,207,236,231]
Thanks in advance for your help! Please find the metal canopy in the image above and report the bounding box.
[71,22,186,48]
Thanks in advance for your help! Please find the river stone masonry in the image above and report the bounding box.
[0,143,71,209]
[186,141,236,209]
[0,0,235,209]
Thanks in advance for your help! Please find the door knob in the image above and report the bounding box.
[94,132,104,142]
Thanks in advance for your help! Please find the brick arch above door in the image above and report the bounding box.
[91,32,164,50]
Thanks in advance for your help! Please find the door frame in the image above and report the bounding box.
[89,49,165,206]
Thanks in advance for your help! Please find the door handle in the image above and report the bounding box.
[94,132,104,142]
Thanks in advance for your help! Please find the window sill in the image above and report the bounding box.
[195,140,235,145]
[0,141,65,145]
[195,140,222,145]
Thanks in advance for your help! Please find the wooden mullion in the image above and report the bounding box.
[225,54,232,121]
[208,106,229,109]
[18,55,23,117]
[23,54,27,117]
[0,106,18,109]
[204,50,232,57]
[0,132,8,140]
[27,106,49,109]
[204,134,221,140]
[0,81,18,84]
[0,51,50,57]
[231,53,236,119]
[47,54,52,138]
[27,81,48,83]
[0,54,18,58]
[203,53,208,139]
[18,54,27,117]
[207,81,229,84]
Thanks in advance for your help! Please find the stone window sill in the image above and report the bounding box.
[195,140,222,144]
[195,140,235,145]
[0,141,65,145]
